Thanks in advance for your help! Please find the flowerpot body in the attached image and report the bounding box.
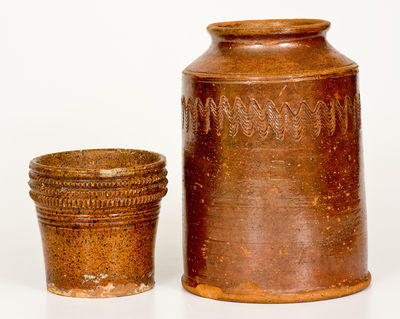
[181,19,370,303]
[29,149,167,297]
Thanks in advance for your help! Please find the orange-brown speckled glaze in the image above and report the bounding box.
[182,19,370,303]
[29,149,167,297]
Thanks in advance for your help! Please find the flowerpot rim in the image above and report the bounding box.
[29,148,166,179]
[207,19,330,37]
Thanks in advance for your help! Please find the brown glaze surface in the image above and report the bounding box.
[182,19,370,303]
[29,149,167,298]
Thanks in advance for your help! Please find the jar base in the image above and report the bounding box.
[181,273,371,303]
[47,282,154,298]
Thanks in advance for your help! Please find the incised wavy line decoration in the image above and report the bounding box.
[182,95,361,140]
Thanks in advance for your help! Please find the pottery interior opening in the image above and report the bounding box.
[31,149,165,172]
[207,19,330,39]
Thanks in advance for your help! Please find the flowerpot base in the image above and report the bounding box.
[181,273,371,303]
[47,282,154,298]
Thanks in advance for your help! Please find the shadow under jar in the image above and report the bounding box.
[182,19,370,303]
[29,149,167,297]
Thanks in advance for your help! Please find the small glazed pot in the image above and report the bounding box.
[29,149,167,297]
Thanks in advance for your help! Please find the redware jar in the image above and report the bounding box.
[181,19,370,303]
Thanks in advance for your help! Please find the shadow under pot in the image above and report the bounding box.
[29,149,168,297]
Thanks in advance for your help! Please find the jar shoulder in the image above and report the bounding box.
[183,38,358,80]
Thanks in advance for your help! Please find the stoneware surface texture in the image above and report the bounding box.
[29,149,168,297]
[182,19,370,303]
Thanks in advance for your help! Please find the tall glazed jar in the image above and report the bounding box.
[181,19,370,303]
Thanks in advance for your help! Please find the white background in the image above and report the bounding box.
[0,0,399,318]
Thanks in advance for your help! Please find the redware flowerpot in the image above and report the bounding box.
[29,149,167,297]
[181,19,370,303]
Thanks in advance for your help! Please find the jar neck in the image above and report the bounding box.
[207,19,330,45]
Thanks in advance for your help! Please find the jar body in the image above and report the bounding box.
[182,19,370,303]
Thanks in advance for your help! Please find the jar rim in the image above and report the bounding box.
[207,19,330,37]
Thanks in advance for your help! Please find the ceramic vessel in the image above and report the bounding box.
[29,149,167,297]
[182,19,370,303]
